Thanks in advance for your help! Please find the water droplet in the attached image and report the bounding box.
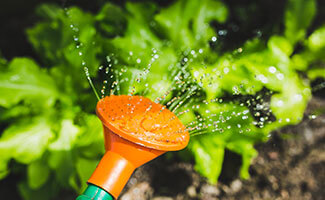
[276,100,284,107]
[276,73,284,80]
[269,66,276,73]
[242,115,248,120]
[257,74,268,83]
[223,67,229,74]
[309,115,316,119]
[218,30,227,36]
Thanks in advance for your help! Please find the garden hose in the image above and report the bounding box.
[76,184,113,200]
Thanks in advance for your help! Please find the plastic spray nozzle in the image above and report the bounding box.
[83,95,189,199]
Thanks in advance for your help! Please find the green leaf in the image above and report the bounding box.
[76,157,99,192]
[291,26,325,72]
[0,54,6,68]
[155,0,228,49]
[270,76,311,125]
[0,58,58,108]
[27,4,92,62]
[0,117,54,164]
[284,0,316,45]
[35,3,64,20]
[27,159,50,189]
[226,141,257,179]
[307,67,325,79]
[27,4,101,76]
[0,117,54,180]
[49,119,80,151]
[0,105,33,121]
[76,114,103,147]
[95,3,127,37]
[268,36,293,57]
[189,102,266,182]
[0,156,9,179]
[109,2,162,63]
[47,151,75,188]
[190,135,225,184]
[19,179,59,200]
[104,2,180,99]
[306,25,325,53]
[73,114,105,161]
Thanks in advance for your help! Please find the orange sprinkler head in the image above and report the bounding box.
[87,95,189,199]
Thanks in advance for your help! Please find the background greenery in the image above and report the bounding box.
[0,0,324,199]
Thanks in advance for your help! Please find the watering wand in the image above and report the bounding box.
[76,95,190,200]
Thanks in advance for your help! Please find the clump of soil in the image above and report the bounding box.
[120,97,325,200]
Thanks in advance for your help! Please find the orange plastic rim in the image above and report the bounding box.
[96,95,189,151]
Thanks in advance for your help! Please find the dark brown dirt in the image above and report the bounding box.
[119,97,325,200]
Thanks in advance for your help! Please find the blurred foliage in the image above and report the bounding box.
[0,0,324,199]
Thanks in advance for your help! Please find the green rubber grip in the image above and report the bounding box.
[76,184,114,200]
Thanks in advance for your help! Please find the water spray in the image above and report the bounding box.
[76,95,189,200]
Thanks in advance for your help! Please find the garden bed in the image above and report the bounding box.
[0,1,324,199]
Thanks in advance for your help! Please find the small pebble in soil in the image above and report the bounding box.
[186,185,197,198]
[200,184,220,196]
[230,179,242,193]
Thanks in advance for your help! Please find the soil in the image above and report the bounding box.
[119,97,325,200]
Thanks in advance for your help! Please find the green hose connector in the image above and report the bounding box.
[76,184,114,200]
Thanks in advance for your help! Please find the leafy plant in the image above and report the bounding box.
[0,5,106,199]
[0,0,324,199]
